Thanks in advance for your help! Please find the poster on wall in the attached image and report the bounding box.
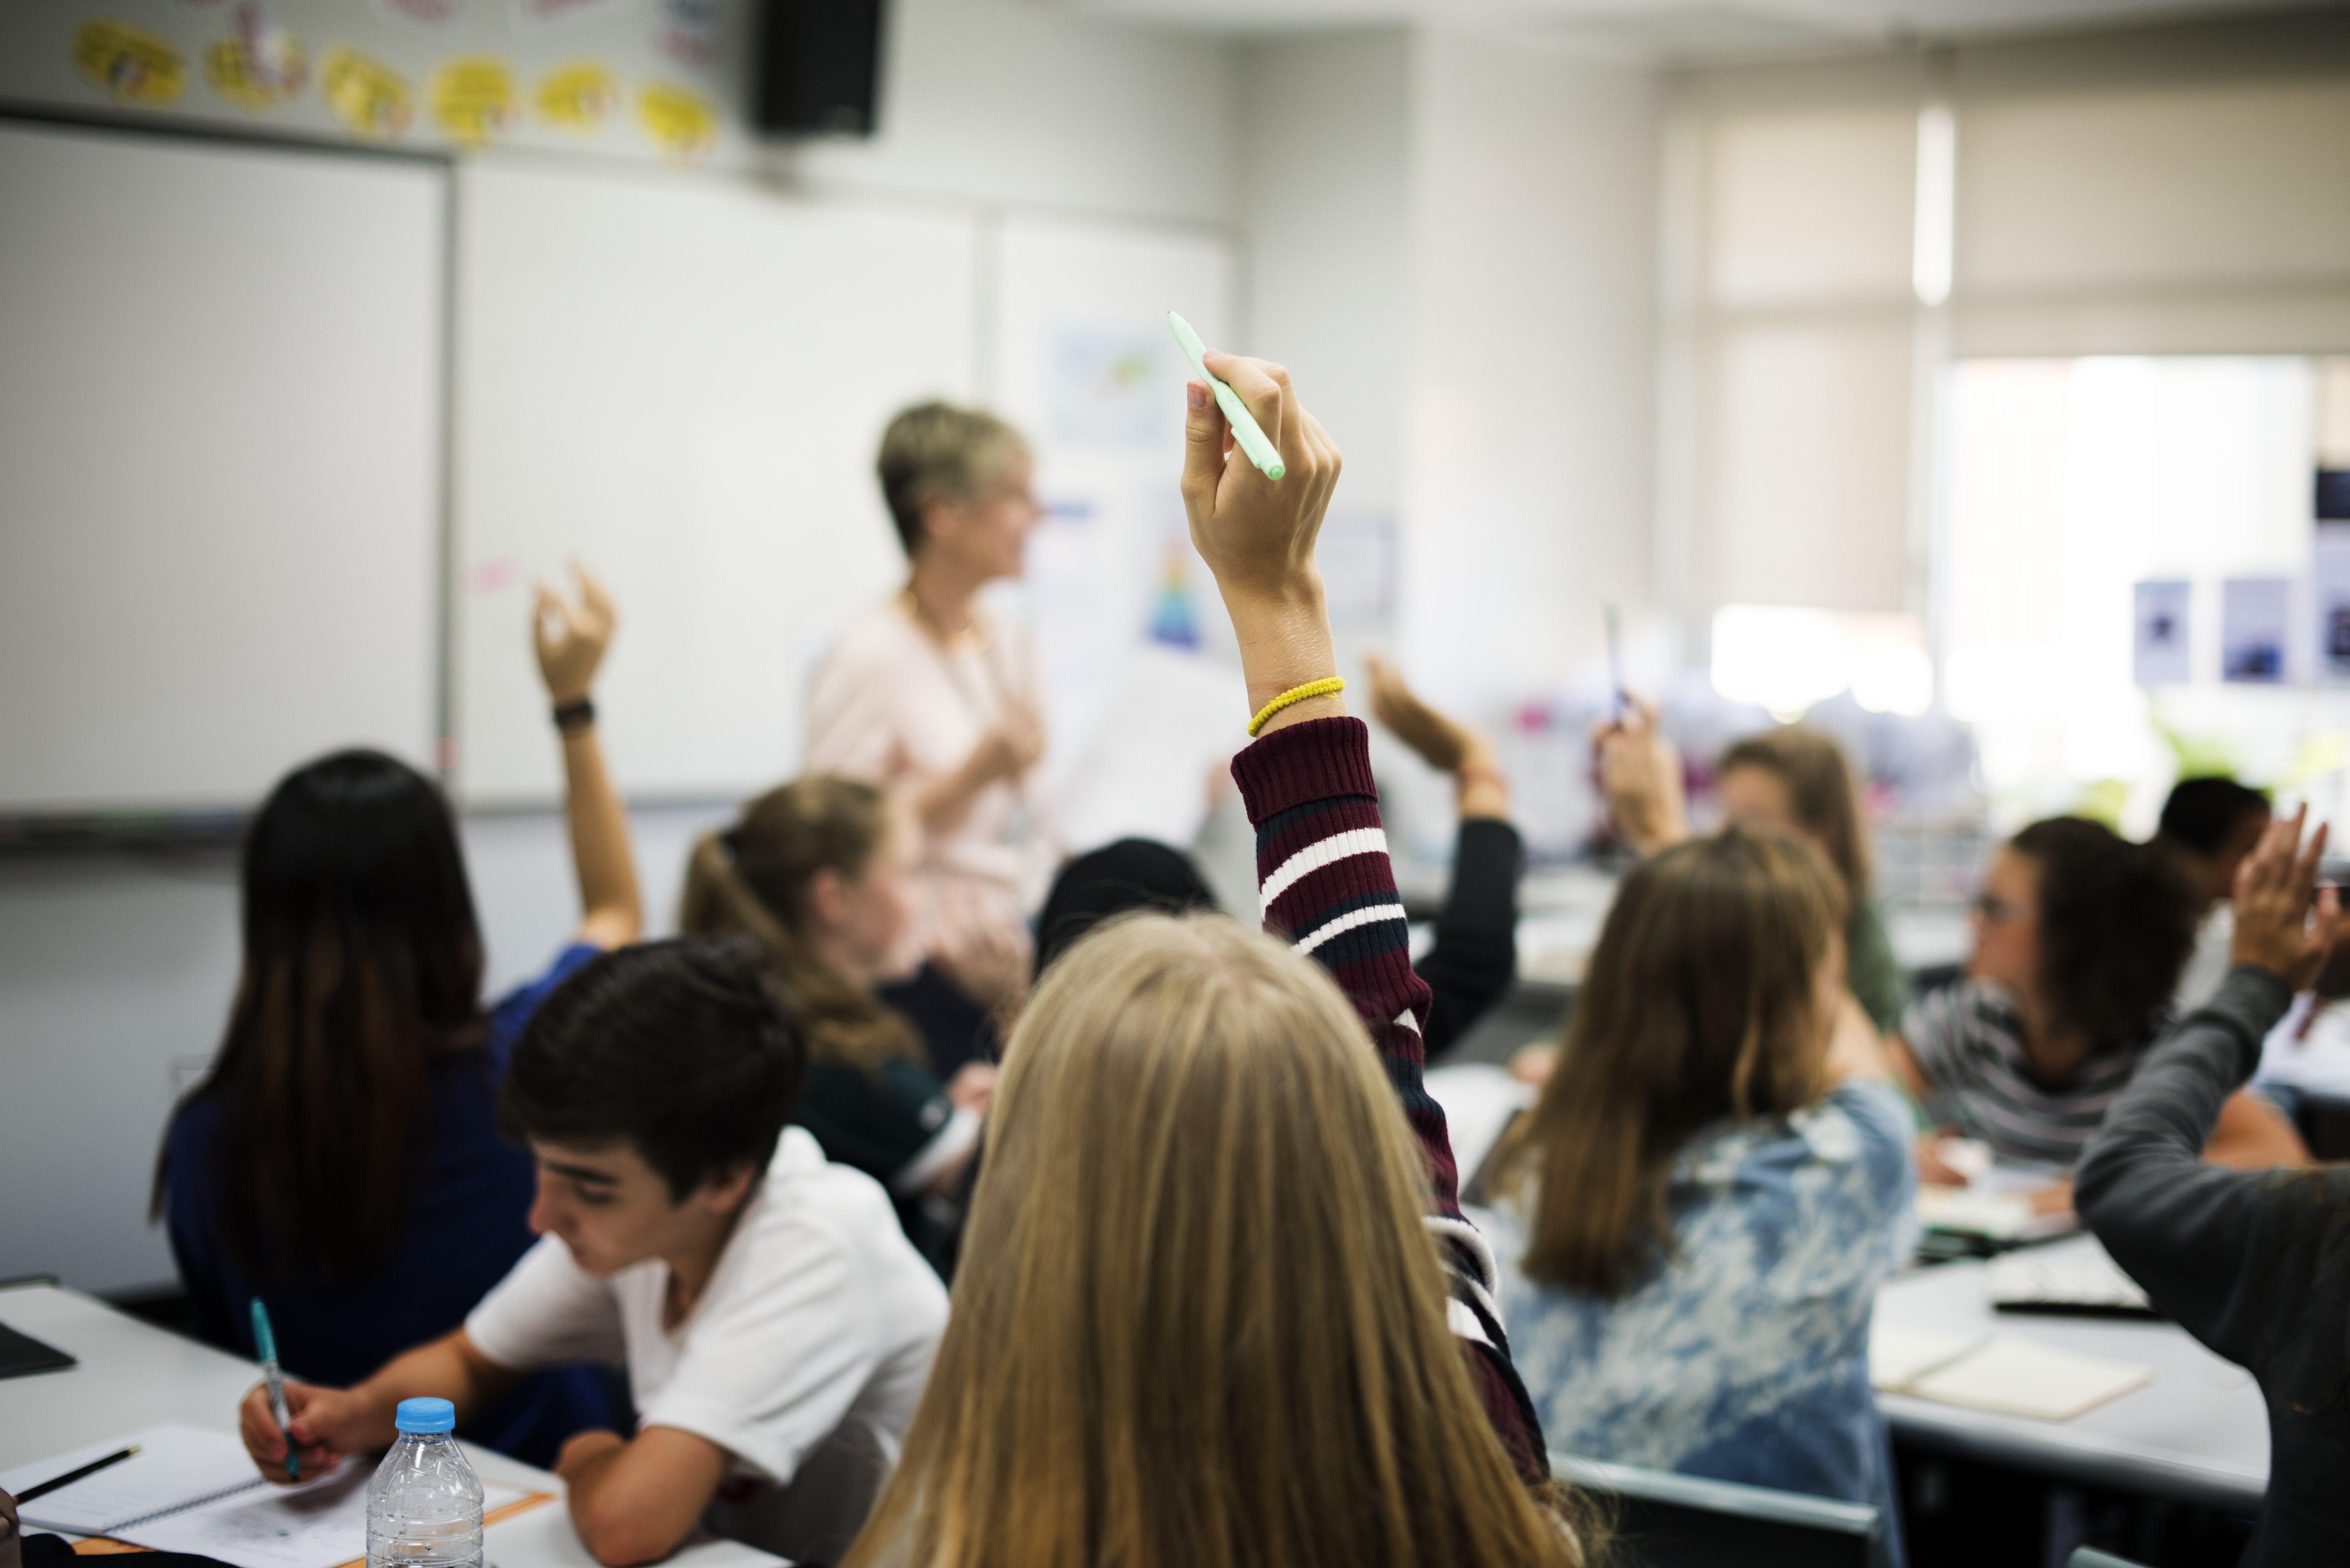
[0,0,742,166]
[2132,579,2191,685]
[2221,576,2291,685]
[2316,526,2350,684]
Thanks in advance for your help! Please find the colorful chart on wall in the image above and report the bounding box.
[989,215,1245,855]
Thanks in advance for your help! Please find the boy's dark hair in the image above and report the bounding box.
[2157,775,2270,857]
[502,937,808,1201]
[2012,816,2198,1048]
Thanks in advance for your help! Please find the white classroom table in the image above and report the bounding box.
[0,1281,785,1568]
[1873,1234,2268,1515]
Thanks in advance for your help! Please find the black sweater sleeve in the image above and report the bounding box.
[1415,817,1522,1060]
[2075,965,2316,1368]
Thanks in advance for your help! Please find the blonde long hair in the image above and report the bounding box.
[1496,827,1843,1296]
[843,913,1580,1568]
[678,777,922,1073]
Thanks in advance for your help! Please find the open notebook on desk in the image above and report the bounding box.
[1,1423,541,1568]
[1871,1330,2151,1421]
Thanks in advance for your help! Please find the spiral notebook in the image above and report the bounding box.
[2,1423,538,1568]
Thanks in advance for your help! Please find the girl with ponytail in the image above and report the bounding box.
[680,778,996,1269]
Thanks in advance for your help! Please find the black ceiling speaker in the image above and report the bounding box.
[755,0,886,137]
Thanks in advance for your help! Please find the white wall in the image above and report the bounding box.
[0,0,1248,1299]
[1403,30,1662,709]
[1238,31,1412,513]
[784,0,1239,228]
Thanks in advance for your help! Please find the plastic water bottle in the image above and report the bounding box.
[366,1398,484,1568]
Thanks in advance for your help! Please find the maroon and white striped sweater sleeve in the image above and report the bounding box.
[1231,715,1550,1486]
[1231,715,1458,1209]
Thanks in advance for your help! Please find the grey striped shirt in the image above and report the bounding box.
[1903,980,2165,1167]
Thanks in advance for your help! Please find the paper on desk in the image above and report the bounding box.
[127,1464,533,1568]
[1869,1328,1984,1390]
[1914,1184,2077,1243]
[2,1419,534,1568]
[4,1423,262,1534]
[1904,1333,2151,1422]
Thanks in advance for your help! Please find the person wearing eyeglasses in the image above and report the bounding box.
[1888,816,2308,1201]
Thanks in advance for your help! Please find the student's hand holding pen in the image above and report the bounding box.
[237,1378,374,1483]
[1179,349,1344,731]
[1592,694,1686,855]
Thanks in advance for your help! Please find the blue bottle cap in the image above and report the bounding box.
[394,1396,457,1434]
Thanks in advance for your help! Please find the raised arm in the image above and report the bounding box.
[2077,807,2339,1366]
[1367,654,1522,1057]
[1180,350,1549,1485]
[535,567,642,950]
[1593,695,1686,855]
[1177,354,1447,1197]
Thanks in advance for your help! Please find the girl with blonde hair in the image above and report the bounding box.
[842,354,1572,1567]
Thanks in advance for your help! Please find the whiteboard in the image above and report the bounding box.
[991,215,1245,851]
[454,163,977,804]
[0,119,445,815]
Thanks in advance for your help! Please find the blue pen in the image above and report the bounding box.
[250,1298,298,1481]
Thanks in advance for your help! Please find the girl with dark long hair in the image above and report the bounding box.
[154,568,640,1463]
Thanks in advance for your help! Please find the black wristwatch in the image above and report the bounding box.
[552,697,596,734]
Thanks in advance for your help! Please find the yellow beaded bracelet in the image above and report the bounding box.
[1247,677,1347,738]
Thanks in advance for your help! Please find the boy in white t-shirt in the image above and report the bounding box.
[235,939,950,1566]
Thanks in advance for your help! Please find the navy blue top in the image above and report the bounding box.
[163,943,604,1458]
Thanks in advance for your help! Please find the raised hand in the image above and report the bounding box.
[2228,804,2338,991]
[1593,694,1686,856]
[1366,654,1477,773]
[533,563,617,707]
[1367,652,1509,821]
[1179,352,1345,730]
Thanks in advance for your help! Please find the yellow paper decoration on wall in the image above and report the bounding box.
[637,82,716,163]
[205,31,309,111]
[537,62,617,134]
[321,47,412,140]
[72,19,187,106]
[432,56,516,148]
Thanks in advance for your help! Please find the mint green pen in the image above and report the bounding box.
[251,1297,297,1480]
[1167,311,1284,481]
